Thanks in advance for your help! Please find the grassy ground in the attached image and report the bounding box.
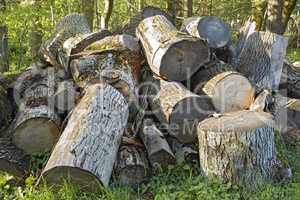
[0,49,300,200]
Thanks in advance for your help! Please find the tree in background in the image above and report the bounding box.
[0,0,8,72]
[101,0,114,29]
[29,0,43,59]
[82,0,95,30]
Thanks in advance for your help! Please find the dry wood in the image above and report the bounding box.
[0,85,12,131]
[40,83,128,189]
[250,90,273,112]
[140,118,175,168]
[235,31,288,92]
[0,137,30,178]
[168,137,198,164]
[150,79,214,143]
[136,14,210,81]
[279,60,300,99]
[198,110,276,187]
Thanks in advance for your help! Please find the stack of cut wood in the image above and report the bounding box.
[0,7,297,191]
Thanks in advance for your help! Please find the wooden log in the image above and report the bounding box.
[140,118,175,168]
[180,16,231,49]
[40,83,128,189]
[235,31,288,92]
[40,13,91,67]
[114,145,149,188]
[54,80,78,113]
[0,85,12,131]
[136,14,210,81]
[250,90,273,112]
[0,25,9,72]
[150,79,215,143]
[0,137,31,179]
[279,60,300,99]
[168,137,198,164]
[198,110,276,187]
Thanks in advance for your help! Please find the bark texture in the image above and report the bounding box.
[40,83,128,189]
[0,85,12,131]
[198,110,276,188]
[136,14,210,81]
[279,60,300,99]
[0,26,9,72]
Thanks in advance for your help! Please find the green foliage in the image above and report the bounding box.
[287,48,300,63]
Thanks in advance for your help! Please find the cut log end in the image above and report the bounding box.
[160,39,210,81]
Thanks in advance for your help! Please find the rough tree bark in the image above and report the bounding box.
[0,26,9,72]
[198,110,277,188]
[251,0,268,31]
[40,83,128,189]
[0,85,12,131]
[81,0,95,30]
[101,0,114,29]
[279,60,300,99]
[136,14,210,81]
[150,79,215,144]
[235,31,288,92]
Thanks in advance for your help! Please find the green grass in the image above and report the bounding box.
[287,48,300,63]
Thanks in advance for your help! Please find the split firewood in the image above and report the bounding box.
[40,83,129,189]
[136,14,210,81]
[0,137,31,179]
[140,118,175,168]
[114,145,149,188]
[250,90,273,112]
[198,110,276,188]
[150,79,215,143]
[235,31,288,92]
[279,60,300,99]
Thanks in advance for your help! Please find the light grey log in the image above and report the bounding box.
[180,16,231,49]
[40,83,128,189]
[279,60,300,99]
[150,79,214,143]
[235,31,288,92]
[136,15,210,81]
[114,145,149,188]
[0,137,31,179]
[198,110,276,188]
[140,118,175,168]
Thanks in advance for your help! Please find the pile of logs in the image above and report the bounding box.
[0,6,299,190]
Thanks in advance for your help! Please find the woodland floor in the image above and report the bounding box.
[0,49,299,200]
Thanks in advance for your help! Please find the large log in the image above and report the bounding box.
[180,16,231,49]
[40,83,129,189]
[136,14,210,81]
[150,79,215,143]
[0,137,30,179]
[198,110,276,187]
[279,60,300,99]
[140,118,175,168]
[235,31,288,92]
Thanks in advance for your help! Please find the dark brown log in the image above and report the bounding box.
[0,25,9,72]
[136,14,210,81]
[0,85,12,132]
[235,31,288,92]
[140,118,175,168]
[0,137,31,179]
[40,13,91,67]
[180,16,231,49]
[279,60,300,99]
[198,110,276,188]
[150,79,215,143]
[114,145,149,188]
[40,83,129,189]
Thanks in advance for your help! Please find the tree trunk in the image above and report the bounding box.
[198,110,276,188]
[166,0,177,24]
[101,0,114,29]
[235,31,288,92]
[150,79,214,144]
[81,0,95,30]
[140,118,175,168]
[136,15,210,81]
[279,60,300,99]
[29,0,43,59]
[180,16,231,49]
[138,0,144,11]
[40,83,128,189]
[40,13,91,66]
[185,0,193,18]
[251,0,268,31]
[0,137,31,179]
[114,144,149,188]
[0,26,9,72]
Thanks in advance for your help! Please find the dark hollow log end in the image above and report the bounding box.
[160,40,210,81]
[13,118,60,155]
[149,150,176,168]
[41,166,102,192]
[0,160,29,179]
[197,16,231,49]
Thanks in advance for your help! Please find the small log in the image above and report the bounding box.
[0,137,31,179]
[198,110,276,187]
[114,145,149,188]
[150,79,215,143]
[136,14,210,81]
[140,118,175,168]
[180,16,231,49]
[235,31,288,92]
[40,83,128,189]
[40,13,91,67]
[279,60,300,99]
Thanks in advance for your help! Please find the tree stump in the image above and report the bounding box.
[235,31,288,92]
[0,137,30,179]
[40,83,128,189]
[136,14,210,81]
[150,79,215,143]
[198,110,276,187]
